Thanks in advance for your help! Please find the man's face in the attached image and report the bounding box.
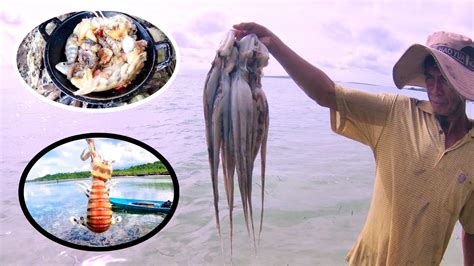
[425,65,464,116]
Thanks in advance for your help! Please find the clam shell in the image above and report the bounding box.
[55,62,69,75]
[122,35,135,54]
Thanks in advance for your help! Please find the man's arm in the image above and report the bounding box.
[463,229,474,266]
[233,22,336,109]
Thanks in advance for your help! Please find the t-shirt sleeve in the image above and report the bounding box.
[330,84,397,148]
[460,192,474,234]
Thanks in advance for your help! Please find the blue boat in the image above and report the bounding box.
[109,197,172,214]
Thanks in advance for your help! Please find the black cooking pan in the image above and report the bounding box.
[39,11,173,105]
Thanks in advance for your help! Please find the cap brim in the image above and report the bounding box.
[431,48,474,100]
[393,44,474,100]
[393,44,430,89]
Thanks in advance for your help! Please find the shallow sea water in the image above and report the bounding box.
[24,177,173,248]
[1,67,472,265]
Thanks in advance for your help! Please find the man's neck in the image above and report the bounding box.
[437,113,471,149]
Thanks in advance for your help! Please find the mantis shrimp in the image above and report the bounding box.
[70,138,121,233]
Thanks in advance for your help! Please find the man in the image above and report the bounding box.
[233,23,473,265]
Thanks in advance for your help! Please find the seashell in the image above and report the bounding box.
[55,62,70,75]
[122,35,135,54]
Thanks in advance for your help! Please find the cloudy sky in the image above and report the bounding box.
[27,138,159,180]
[2,0,472,86]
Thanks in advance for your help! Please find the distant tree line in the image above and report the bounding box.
[30,161,169,182]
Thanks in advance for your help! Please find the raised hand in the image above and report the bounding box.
[233,22,275,49]
[233,22,336,109]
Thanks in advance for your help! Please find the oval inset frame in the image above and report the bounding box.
[18,133,179,251]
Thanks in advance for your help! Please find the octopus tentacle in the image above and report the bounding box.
[211,81,225,241]
[253,86,269,242]
[219,71,236,254]
[203,54,224,250]
[232,69,256,242]
[205,31,269,255]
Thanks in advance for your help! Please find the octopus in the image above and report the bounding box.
[54,14,147,96]
[203,31,269,254]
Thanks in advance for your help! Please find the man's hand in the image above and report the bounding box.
[233,22,336,109]
[233,22,275,49]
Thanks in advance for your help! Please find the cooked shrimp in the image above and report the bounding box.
[80,39,100,53]
[65,34,79,64]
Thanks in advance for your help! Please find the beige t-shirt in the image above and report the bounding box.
[330,85,474,265]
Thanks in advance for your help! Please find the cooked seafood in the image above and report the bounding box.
[204,31,269,253]
[65,34,79,64]
[78,49,98,69]
[54,14,147,96]
[98,47,113,65]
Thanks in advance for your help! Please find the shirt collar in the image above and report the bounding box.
[415,100,474,139]
[416,100,434,114]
